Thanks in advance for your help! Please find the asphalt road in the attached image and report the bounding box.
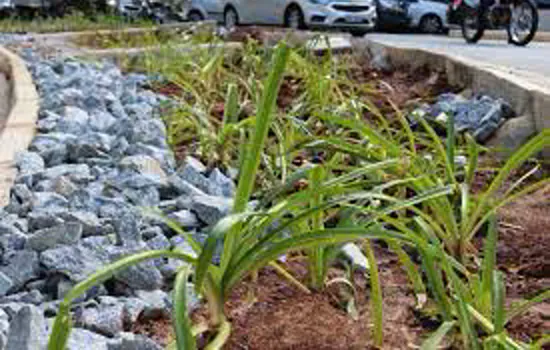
[365,33,550,89]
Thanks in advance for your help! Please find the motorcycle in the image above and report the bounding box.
[448,0,538,46]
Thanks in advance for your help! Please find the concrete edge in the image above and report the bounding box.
[349,36,549,156]
[32,20,218,40]
[0,47,39,207]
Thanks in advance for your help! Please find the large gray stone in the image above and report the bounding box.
[0,251,40,290]
[178,157,210,193]
[57,106,90,135]
[108,332,162,350]
[27,222,83,252]
[41,164,92,184]
[0,272,13,297]
[40,236,113,282]
[6,305,46,350]
[65,327,111,350]
[31,192,69,211]
[60,211,104,237]
[15,151,45,176]
[487,115,537,155]
[207,168,235,198]
[112,244,164,291]
[75,302,125,337]
[135,289,171,318]
[167,210,200,229]
[191,194,233,226]
[0,290,44,305]
[120,155,168,187]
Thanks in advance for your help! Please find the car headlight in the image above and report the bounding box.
[309,0,331,5]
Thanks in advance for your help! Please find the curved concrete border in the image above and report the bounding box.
[351,36,549,157]
[0,47,39,207]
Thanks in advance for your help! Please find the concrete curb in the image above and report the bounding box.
[351,36,550,157]
[0,47,39,207]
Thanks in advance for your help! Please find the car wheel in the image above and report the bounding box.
[188,10,204,22]
[284,5,305,29]
[224,6,239,30]
[419,14,443,34]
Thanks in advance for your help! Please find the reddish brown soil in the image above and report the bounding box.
[190,253,426,350]
[496,185,550,343]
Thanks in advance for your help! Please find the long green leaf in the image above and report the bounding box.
[420,321,456,350]
[479,214,498,318]
[173,267,197,350]
[364,241,383,347]
[467,130,549,234]
[223,228,410,292]
[223,43,290,269]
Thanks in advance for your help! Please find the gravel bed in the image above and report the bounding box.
[0,49,238,349]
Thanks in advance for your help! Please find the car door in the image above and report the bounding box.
[202,0,223,18]
[254,0,287,24]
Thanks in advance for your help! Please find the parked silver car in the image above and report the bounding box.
[186,0,377,36]
[407,0,449,33]
[183,0,224,21]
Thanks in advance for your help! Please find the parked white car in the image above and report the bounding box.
[187,0,377,36]
[407,0,449,33]
[183,0,224,21]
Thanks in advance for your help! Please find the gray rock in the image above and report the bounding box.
[11,184,33,209]
[53,176,79,197]
[6,305,46,350]
[40,236,113,282]
[75,302,125,337]
[31,192,69,211]
[58,104,89,128]
[122,186,160,207]
[0,309,8,349]
[112,244,163,291]
[120,155,168,187]
[0,290,44,305]
[68,133,114,161]
[167,210,200,229]
[0,273,13,297]
[0,223,23,237]
[1,303,27,320]
[120,297,146,324]
[487,115,536,154]
[207,168,235,198]
[27,222,83,252]
[61,211,104,237]
[0,232,28,253]
[15,152,45,176]
[135,290,171,318]
[65,327,111,350]
[89,110,117,133]
[113,208,142,246]
[108,332,162,350]
[28,208,67,230]
[128,119,167,148]
[166,175,205,198]
[41,164,92,184]
[192,194,233,225]
[0,251,39,290]
[178,157,210,193]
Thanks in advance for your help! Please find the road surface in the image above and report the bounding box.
[364,33,550,90]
